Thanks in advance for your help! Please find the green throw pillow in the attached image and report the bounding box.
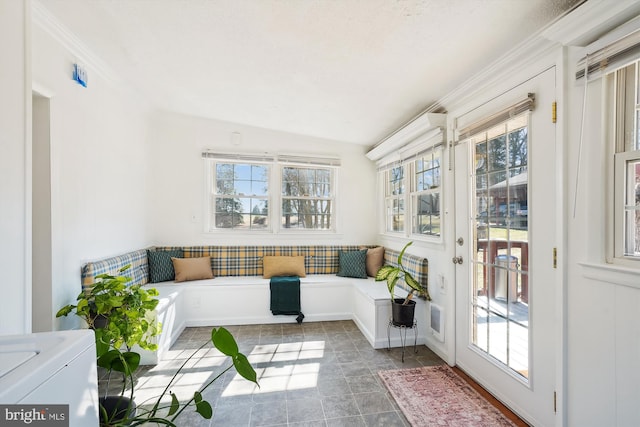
[148,249,183,283]
[337,250,368,279]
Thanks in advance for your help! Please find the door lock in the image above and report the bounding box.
[457,237,464,246]
[452,256,463,264]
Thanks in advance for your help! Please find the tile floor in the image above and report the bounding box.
[99,320,444,426]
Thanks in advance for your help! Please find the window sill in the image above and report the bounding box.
[579,261,640,290]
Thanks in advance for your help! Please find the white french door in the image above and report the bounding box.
[454,67,557,426]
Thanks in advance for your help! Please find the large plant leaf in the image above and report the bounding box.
[94,329,111,357]
[55,305,74,317]
[233,353,258,384]
[99,350,140,375]
[96,349,120,370]
[404,273,422,293]
[212,327,239,356]
[167,392,179,416]
[386,270,400,293]
[398,241,412,266]
[375,265,395,281]
[194,391,213,419]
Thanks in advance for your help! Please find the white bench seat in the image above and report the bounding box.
[140,274,427,364]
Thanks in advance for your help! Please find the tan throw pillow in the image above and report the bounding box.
[263,256,306,279]
[362,246,385,277]
[171,257,213,282]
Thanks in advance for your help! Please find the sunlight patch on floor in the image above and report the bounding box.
[221,341,326,397]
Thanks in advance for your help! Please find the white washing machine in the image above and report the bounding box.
[0,329,99,426]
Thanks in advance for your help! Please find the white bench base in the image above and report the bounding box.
[139,275,428,364]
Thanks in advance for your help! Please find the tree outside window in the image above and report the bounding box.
[385,166,405,233]
[213,162,269,230]
[281,166,333,230]
[412,149,441,237]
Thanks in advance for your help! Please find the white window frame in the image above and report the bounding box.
[410,147,443,240]
[203,152,339,234]
[279,163,337,232]
[382,164,406,235]
[377,139,444,242]
[614,150,640,261]
[609,61,640,264]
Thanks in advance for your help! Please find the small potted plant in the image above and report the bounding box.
[57,265,161,359]
[56,265,161,425]
[375,241,431,326]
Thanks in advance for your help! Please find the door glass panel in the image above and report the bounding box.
[471,114,530,380]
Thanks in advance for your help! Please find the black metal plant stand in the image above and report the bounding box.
[387,318,418,362]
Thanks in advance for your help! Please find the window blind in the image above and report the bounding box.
[458,94,535,140]
[576,27,640,80]
[376,144,443,172]
[376,128,444,172]
[201,151,275,162]
[277,154,341,167]
[202,151,340,167]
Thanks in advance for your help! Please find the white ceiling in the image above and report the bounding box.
[37,0,582,145]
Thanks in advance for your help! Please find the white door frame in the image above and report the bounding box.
[451,66,563,427]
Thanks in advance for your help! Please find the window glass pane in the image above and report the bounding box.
[209,158,336,232]
[281,199,332,229]
[415,194,440,235]
[508,128,528,168]
[410,150,442,238]
[389,166,404,195]
[470,114,529,381]
[236,180,251,195]
[250,199,268,229]
[216,163,233,180]
[488,135,507,172]
[215,197,244,228]
[235,164,251,180]
[509,321,529,379]
[624,159,640,256]
[384,165,406,233]
[280,166,334,230]
[476,141,488,174]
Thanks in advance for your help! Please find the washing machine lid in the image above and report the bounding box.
[0,351,37,378]
[0,330,95,402]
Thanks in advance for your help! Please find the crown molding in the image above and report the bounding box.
[31,0,120,86]
[430,31,559,116]
[428,0,640,115]
[366,113,445,161]
[542,0,640,47]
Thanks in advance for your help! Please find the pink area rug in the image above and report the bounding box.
[378,365,516,427]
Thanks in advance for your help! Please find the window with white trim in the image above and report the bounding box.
[281,166,334,230]
[203,152,338,233]
[411,148,442,237]
[384,165,405,233]
[213,161,270,230]
[379,145,443,239]
[610,61,640,260]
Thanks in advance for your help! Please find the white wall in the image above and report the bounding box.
[31,23,152,330]
[32,94,52,332]
[147,111,378,246]
[563,47,640,427]
[0,1,31,335]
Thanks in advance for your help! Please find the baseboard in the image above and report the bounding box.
[185,312,352,327]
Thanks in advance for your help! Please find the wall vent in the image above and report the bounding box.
[430,303,445,342]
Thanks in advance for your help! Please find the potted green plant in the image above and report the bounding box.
[56,265,161,359]
[56,265,161,425]
[375,241,431,326]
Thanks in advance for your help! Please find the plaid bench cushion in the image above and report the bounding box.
[383,248,429,295]
[80,249,149,291]
[81,245,428,293]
